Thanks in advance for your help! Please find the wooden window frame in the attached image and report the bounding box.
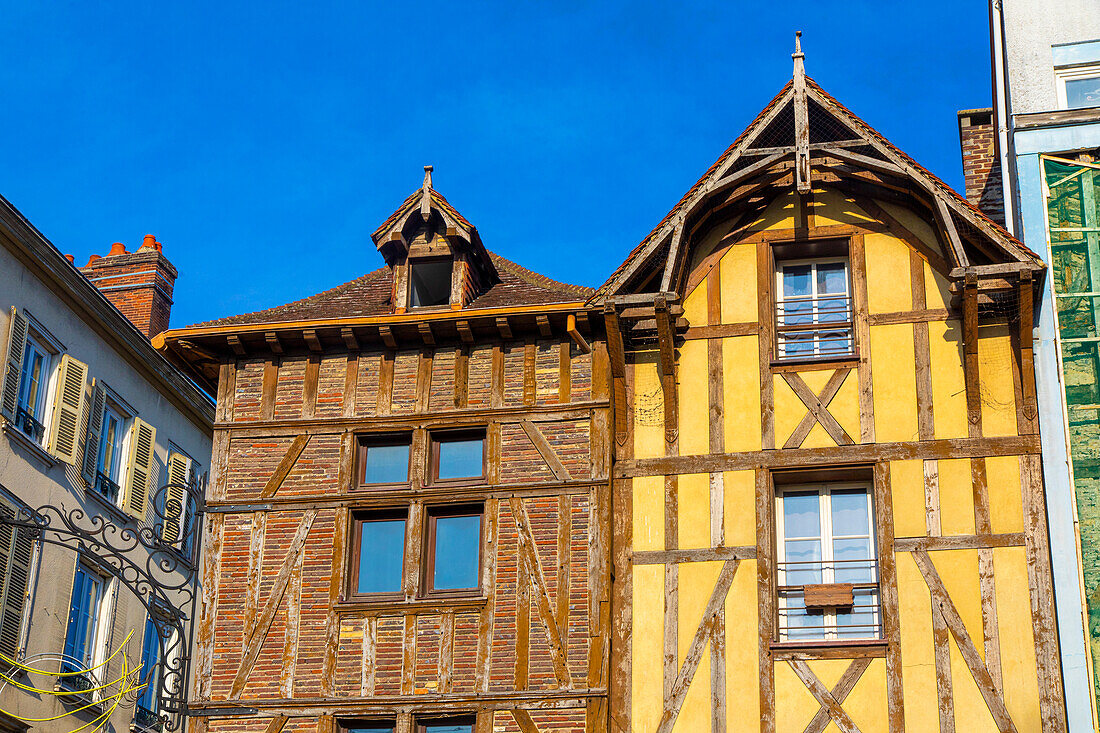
[346,508,409,602]
[421,504,484,598]
[337,721,396,733]
[770,237,859,367]
[428,428,486,486]
[415,714,477,732]
[407,256,455,311]
[773,477,882,644]
[356,433,414,490]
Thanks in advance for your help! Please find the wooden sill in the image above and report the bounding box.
[770,355,860,373]
[770,639,886,660]
[334,595,487,614]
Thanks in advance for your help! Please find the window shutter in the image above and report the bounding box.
[47,355,88,464]
[0,502,31,661]
[162,453,189,545]
[1,308,28,422]
[123,419,156,521]
[81,384,106,486]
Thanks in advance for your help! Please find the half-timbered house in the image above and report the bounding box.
[598,42,1070,732]
[155,169,612,733]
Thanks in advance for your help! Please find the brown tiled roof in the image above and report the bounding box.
[594,76,1040,298]
[192,252,591,328]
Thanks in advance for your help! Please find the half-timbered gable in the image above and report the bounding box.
[157,173,611,733]
[599,42,1068,733]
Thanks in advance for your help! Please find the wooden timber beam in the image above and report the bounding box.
[536,314,552,338]
[567,314,590,354]
[303,329,322,353]
[708,152,788,199]
[659,220,685,294]
[496,317,513,340]
[934,196,970,269]
[793,32,811,194]
[341,327,359,351]
[655,295,677,447]
[457,320,474,344]
[379,325,397,350]
[819,146,905,178]
[227,334,246,357]
[418,322,435,346]
[265,332,284,355]
[740,139,868,157]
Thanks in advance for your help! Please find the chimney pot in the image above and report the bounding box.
[64,254,74,264]
[153,239,163,252]
[141,234,156,249]
[109,242,127,256]
[86,254,101,266]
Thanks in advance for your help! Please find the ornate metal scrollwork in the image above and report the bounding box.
[0,479,204,731]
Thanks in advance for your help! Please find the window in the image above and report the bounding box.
[359,436,411,486]
[430,431,485,484]
[1056,64,1100,110]
[408,259,453,308]
[15,333,54,444]
[776,483,879,641]
[424,506,482,594]
[136,615,160,717]
[347,503,484,601]
[775,258,853,360]
[62,564,105,677]
[417,717,475,733]
[350,510,407,598]
[95,402,130,504]
[0,495,34,661]
[164,448,201,557]
[340,723,394,733]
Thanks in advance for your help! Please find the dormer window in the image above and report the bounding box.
[408,258,453,309]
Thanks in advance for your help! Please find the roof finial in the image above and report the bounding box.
[423,165,434,191]
[792,31,805,79]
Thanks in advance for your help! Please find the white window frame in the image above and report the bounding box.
[1056,63,1100,110]
[15,328,60,446]
[92,386,136,508]
[775,257,854,360]
[775,482,880,642]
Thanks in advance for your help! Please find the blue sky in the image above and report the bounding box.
[2,2,991,328]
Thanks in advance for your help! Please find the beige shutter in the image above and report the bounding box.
[81,384,106,485]
[47,355,88,463]
[1,308,28,422]
[123,419,156,521]
[162,452,189,545]
[0,501,32,660]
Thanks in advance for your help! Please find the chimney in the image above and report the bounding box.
[957,108,1006,226]
[79,235,178,338]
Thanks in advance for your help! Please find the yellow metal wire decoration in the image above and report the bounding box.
[0,629,149,733]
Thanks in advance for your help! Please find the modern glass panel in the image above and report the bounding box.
[436,437,483,480]
[409,260,453,308]
[363,443,410,484]
[356,518,406,594]
[431,514,481,590]
[1066,76,1100,109]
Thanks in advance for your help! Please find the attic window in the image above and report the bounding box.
[408,259,453,308]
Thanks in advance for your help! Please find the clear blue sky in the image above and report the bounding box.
[2,1,991,328]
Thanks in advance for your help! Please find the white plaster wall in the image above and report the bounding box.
[0,242,211,731]
[1003,0,1100,115]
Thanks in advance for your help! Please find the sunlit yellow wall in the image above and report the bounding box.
[628,186,1043,732]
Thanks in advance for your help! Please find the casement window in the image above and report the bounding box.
[349,510,407,597]
[163,448,200,557]
[408,258,453,309]
[423,506,482,594]
[775,258,854,360]
[1056,63,1100,110]
[776,483,880,641]
[358,435,412,486]
[430,430,486,484]
[2,308,88,461]
[82,383,156,521]
[348,504,484,601]
[0,496,35,662]
[61,563,106,677]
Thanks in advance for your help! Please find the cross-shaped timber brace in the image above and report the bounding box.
[782,369,854,448]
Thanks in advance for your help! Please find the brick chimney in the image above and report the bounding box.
[79,235,178,338]
[957,108,1006,226]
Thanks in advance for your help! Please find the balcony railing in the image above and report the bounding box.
[777,557,881,641]
[13,407,45,443]
[94,472,121,504]
[776,295,855,359]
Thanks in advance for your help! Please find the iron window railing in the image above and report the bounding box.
[94,472,121,504]
[13,407,45,443]
[775,294,855,359]
[777,557,881,641]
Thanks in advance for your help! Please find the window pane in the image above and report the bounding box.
[830,490,870,536]
[832,538,875,583]
[1066,76,1100,109]
[783,539,822,585]
[409,260,453,308]
[138,616,160,711]
[437,438,483,480]
[357,519,405,594]
[783,265,812,297]
[817,294,849,324]
[816,262,848,294]
[782,491,821,538]
[364,444,409,484]
[432,514,480,590]
[779,591,825,641]
[422,724,473,733]
[836,588,879,639]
